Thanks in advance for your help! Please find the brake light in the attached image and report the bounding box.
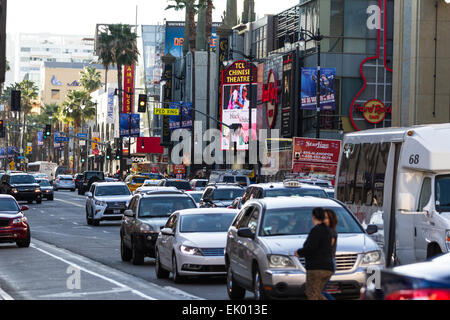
[386,289,450,300]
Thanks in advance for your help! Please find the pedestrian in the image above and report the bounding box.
[295,207,334,300]
[322,209,338,300]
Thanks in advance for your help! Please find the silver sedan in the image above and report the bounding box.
[155,208,238,283]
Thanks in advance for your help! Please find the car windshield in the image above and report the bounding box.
[10,175,36,184]
[39,180,51,187]
[213,189,244,201]
[260,206,363,237]
[132,177,146,184]
[222,176,235,183]
[194,180,208,187]
[165,181,191,190]
[86,172,104,180]
[265,188,328,199]
[180,214,236,233]
[188,193,202,203]
[0,198,20,212]
[95,186,131,197]
[236,176,248,186]
[435,175,450,212]
[138,197,196,218]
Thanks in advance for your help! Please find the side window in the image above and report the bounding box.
[131,197,139,213]
[373,143,390,207]
[90,184,96,194]
[355,144,379,206]
[246,207,261,234]
[242,187,253,203]
[418,178,432,211]
[253,188,263,199]
[165,214,178,230]
[345,144,361,204]
[235,206,254,229]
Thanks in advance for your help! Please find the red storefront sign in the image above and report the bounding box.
[262,69,278,129]
[136,137,164,154]
[173,165,186,175]
[292,137,341,175]
[123,64,135,114]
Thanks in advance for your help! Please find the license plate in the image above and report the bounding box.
[114,210,121,214]
[325,283,341,294]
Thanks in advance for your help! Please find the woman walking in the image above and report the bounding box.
[322,209,338,300]
[295,207,334,300]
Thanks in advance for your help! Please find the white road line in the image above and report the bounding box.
[163,286,205,300]
[39,287,130,299]
[54,199,84,208]
[0,287,14,300]
[30,244,156,300]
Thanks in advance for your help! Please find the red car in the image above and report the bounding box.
[0,195,31,248]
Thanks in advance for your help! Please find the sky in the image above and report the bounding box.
[7,0,300,36]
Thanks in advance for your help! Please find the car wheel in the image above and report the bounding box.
[120,236,132,262]
[131,239,144,265]
[92,220,100,227]
[16,230,31,248]
[28,200,33,204]
[49,196,54,201]
[86,207,93,225]
[171,253,184,283]
[226,265,246,300]
[253,267,268,300]
[155,249,170,279]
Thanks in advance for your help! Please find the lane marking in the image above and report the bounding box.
[0,287,14,300]
[54,199,84,208]
[30,244,156,300]
[163,286,206,300]
[39,287,130,299]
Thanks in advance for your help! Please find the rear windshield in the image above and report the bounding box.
[60,176,73,181]
[165,181,191,190]
[188,193,202,203]
[222,176,235,183]
[265,188,328,199]
[39,180,51,187]
[95,186,131,196]
[180,214,236,233]
[0,198,19,212]
[10,175,36,184]
[194,180,208,187]
[85,172,104,180]
[236,176,248,185]
[138,197,196,218]
[213,189,244,201]
[131,177,146,184]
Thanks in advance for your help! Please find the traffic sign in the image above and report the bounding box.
[77,133,88,138]
[154,108,180,116]
[55,136,70,143]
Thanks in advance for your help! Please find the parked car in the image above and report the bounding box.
[190,179,209,191]
[200,184,245,208]
[186,191,203,207]
[85,182,132,226]
[229,180,328,209]
[78,171,105,195]
[120,189,197,265]
[158,179,192,191]
[0,173,42,204]
[0,195,31,247]
[225,197,383,300]
[53,175,75,192]
[124,175,148,193]
[362,253,450,300]
[155,208,239,282]
[209,171,251,187]
[36,179,54,201]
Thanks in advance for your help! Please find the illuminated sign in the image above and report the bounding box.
[262,69,278,129]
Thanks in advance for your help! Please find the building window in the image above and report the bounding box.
[51,89,60,100]
[20,47,31,52]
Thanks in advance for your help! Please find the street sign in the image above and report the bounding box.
[55,136,70,143]
[77,133,88,138]
[17,156,25,160]
[154,108,180,116]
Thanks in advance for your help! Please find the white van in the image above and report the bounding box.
[336,124,450,267]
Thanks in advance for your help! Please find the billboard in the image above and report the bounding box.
[292,137,341,176]
[301,67,336,111]
[37,132,44,146]
[120,113,140,138]
[123,64,135,113]
[169,102,193,131]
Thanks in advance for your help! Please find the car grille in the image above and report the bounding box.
[201,248,225,257]
[0,219,10,227]
[106,202,127,209]
[298,254,358,272]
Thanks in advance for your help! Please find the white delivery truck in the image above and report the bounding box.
[336,124,450,267]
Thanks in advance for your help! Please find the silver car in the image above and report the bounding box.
[155,208,238,283]
[225,197,384,300]
[53,175,75,191]
[85,182,132,226]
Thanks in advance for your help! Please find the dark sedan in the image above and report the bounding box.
[362,253,450,300]
[0,195,31,248]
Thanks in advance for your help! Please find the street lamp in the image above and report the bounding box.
[299,27,324,139]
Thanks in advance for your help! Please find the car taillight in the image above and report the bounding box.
[386,289,450,300]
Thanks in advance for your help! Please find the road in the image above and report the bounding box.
[0,191,254,300]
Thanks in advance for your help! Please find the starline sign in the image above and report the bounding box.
[262,69,278,129]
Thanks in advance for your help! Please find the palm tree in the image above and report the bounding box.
[96,32,115,92]
[166,0,198,54]
[61,90,96,173]
[80,66,102,94]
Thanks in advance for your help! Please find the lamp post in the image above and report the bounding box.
[299,28,324,139]
[81,104,87,171]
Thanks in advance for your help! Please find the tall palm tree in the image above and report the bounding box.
[96,32,115,92]
[80,66,102,94]
[18,80,39,154]
[61,90,96,173]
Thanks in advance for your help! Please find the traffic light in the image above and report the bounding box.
[138,94,147,113]
[81,157,86,164]
[45,125,51,136]
[106,146,112,160]
[0,120,4,138]
[115,149,121,160]
[11,90,21,112]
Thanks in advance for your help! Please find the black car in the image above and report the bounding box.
[120,189,197,265]
[0,173,42,204]
[36,179,54,201]
[362,253,450,300]
[158,179,192,191]
[74,173,84,190]
[200,183,245,208]
[78,171,105,195]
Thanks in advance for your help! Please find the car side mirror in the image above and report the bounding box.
[124,210,136,218]
[366,224,378,235]
[161,228,174,236]
[21,205,29,212]
[85,192,92,198]
[237,228,255,240]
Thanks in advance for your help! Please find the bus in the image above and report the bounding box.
[27,162,59,182]
[336,125,450,267]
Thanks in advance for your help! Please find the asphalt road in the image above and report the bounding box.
[0,191,254,300]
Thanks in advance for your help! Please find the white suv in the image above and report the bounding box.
[85,182,132,226]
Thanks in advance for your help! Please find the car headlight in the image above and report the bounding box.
[12,188,18,194]
[13,217,27,225]
[268,255,295,268]
[179,245,202,256]
[446,230,450,251]
[35,188,41,193]
[139,224,154,233]
[361,251,382,266]
[95,200,106,206]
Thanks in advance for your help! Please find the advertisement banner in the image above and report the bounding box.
[107,87,115,124]
[123,64,135,114]
[161,63,173,147]
[292,137,341,175]
[37,131,44,146]
[301,67,336,111]
[120,114,140,138]
[281,53,296,137]
[169,102,193,131]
